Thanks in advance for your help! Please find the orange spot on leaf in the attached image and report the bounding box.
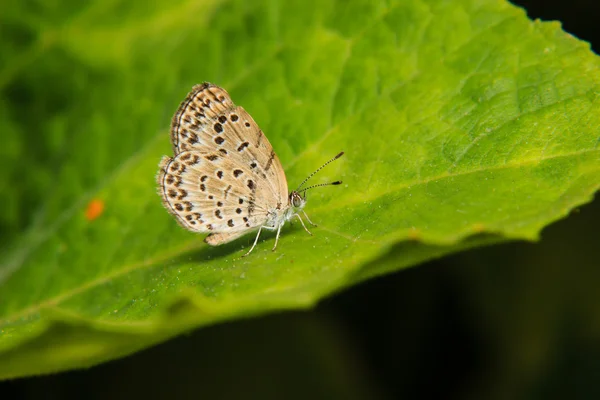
[85,199,105,221]
[407,227,421,240]
[472,223,486,233]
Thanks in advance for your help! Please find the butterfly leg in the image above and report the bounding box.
[242,226,263,257]
[272,223,284,251]
[295,214,313,236]
[301,210,317,227]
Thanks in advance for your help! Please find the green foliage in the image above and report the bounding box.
[1,0,599,379]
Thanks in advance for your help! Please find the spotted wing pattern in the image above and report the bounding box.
[158,151,269,234]
[158,84,291,245]
[170,83,235,155]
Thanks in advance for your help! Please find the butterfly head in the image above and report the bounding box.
[289,191,306,211]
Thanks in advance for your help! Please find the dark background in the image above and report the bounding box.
[3,0,600,399]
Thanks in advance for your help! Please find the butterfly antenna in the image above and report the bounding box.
[296,152,344,191]
[300,181,343,195]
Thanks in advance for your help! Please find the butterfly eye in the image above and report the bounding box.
[291,192,303,208]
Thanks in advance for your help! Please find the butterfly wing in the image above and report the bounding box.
[170,84,288,207]
[159,84,290,245]
[170,83,234,155]
[158,152,270,234]
[204,231,250,246]
[211,106,288,206]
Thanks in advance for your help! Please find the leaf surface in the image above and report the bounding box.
[1,0,600,378]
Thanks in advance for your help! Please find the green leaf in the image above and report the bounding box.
[1,0,599,378]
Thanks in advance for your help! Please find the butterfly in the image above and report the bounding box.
[157,83,343,256]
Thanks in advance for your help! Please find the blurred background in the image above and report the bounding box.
[2,0,599,399]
